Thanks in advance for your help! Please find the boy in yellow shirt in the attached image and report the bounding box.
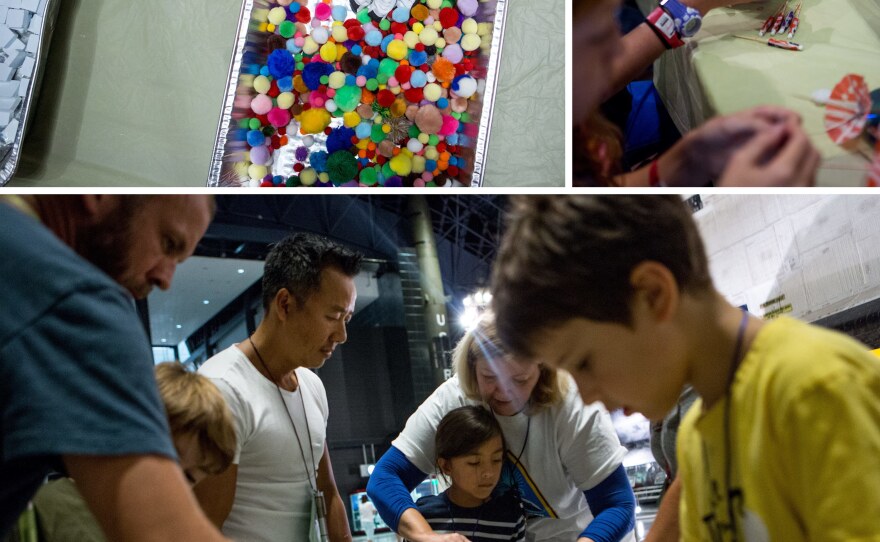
[491,195,880,541]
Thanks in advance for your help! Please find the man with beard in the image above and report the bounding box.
[0,195,228,542]
[196,233,360,542]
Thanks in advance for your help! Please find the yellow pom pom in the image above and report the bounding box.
[320,42,337,63]
[343,111,361,127]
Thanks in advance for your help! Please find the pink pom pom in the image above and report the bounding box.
[326,88,336,98]
[356,75,367,87]
[387,76,398,87]
[251,94,273,115]
[268,107,292,128]
[438,115,459,136]
[414,179,426,187]
[309,91,326,108]
[315,3,331,20]
[250,145,271,165]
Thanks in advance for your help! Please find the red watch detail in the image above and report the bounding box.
[647,7,686,49]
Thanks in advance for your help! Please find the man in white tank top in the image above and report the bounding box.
[197,233,362,542]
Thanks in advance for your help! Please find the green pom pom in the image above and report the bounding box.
[286,175,301,187]
[460,113,471,123]
[376,73,389,85]
[378,58,399,76]
[326,151,359,184]
[426,181,438,187]
[408,125,421,138]
[357,9,371,23]
[335,85,362,112]
[279,21,295,38]
[366,78,379,91]
[370,124,387,142]
[248,118,261,130]
[381,162,394,179]
[379,19,391,30]
[428,134,439,146]
[262,126,276,137]
[359,167,378,186]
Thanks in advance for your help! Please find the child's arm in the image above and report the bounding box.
[366,446,428,532]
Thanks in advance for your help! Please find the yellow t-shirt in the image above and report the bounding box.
[678,317,880,542]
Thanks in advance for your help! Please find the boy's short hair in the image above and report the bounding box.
[261,233,363,312]
[155,363,236,475]
[453,311,568,410]
[492,195,712,358]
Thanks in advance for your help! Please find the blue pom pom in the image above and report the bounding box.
[408,50,428,67]
[425,159,437,171]
[345,74,357,86]
[277,76,294,92]
[365,30,383,46]
[356,63,378,80]
[234,128,249,141]
[247,130,266,147]
[273,175,284,185]
[309,150,329,173]
[286,39,302,54]
[260,66,271,77]
[446,133,459,145]
[268,49,296,79]
[288,2,300,13]
[302,62,334,90]
[332,5,347,21]
[355,122,372,139]
[436,97,449,109]
[392,6,410,22]
[351,44,362,56]
[410,70,427,88]
[380,34,394,52]
[326,127,356,154]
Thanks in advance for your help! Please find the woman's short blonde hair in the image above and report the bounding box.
[155,362,236,475]
[452,311,568,410]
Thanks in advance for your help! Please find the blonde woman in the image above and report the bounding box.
[368,312,634,542]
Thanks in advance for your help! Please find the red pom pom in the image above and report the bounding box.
[268,80,280,98]
[390,22,408,35]
[295,6,311,23]
[377,89,396,108]
[447,165,459,177]
[404,88,423,103]
[414,43,425,52]
[256,114,269,125]
[437,142,447,153]
[394,65,412,84]
[278,127,287,135]
[260,180,274,187]
[294,163,305,172]
[324,126,333,135]
[439,8,458,28]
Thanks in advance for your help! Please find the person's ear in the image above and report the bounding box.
[629,261,678,323]
[437,458,451,476]
[273,288,292,322]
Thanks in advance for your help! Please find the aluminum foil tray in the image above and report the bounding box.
[0,0,60,186]
[208,0,508,187]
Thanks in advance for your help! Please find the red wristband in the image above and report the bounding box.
[649,159,665,187]
[647,7,686,49]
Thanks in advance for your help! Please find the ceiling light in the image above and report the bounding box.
[176,324,182,329]
[161,338,167,343]
[203,300,210,305]
[237,269,245,274]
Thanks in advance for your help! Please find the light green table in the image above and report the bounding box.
[640,0,880,186]
[9,0,563,187]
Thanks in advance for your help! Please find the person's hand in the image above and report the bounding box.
[716,116,820,186]
[410,534,472,542]
[659,106,813,187]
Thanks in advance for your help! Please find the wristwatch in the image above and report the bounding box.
[660,0,703,38]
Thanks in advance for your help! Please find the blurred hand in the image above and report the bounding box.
[686,0,768,15]
[662,106,816,187]
[716,117,820,186]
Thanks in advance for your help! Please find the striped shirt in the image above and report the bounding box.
[413,489,526,541]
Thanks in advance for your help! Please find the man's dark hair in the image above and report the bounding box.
[492,195,712,358]
[261,233,362,312]
[435,406,505,464]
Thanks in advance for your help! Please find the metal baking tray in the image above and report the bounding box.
[208,0,508,187]
[0,0,60,186]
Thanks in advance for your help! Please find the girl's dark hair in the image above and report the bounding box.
[435,406,505,463]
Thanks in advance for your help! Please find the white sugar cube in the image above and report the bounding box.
[0,7,8,24]
[0,80,16,97]
[16,54,32,75]
[0,65,14,82]
[28,13,40,33]
[25,35,36,54]
[20,0,38,12]
[5,8,29,30]
[0,26,15,49]
[4,37,25,54]
[4,49,25,69]
[16,77,27,96]
[0,0,22,9]
[2,118,18,143]
[0,95,21,111]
